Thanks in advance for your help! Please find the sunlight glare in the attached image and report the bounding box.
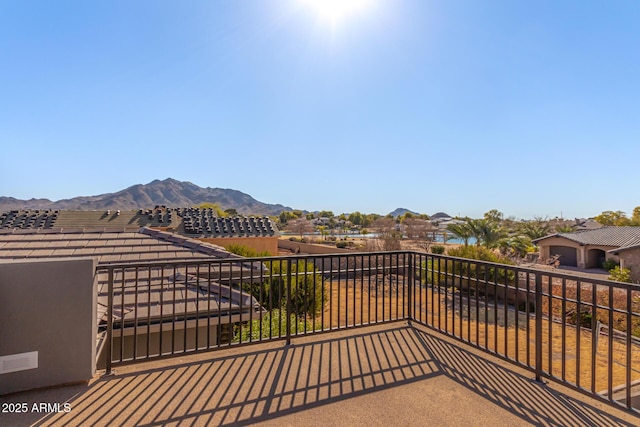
[301,0,373,25]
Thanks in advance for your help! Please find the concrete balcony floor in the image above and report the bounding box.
[1,323,638,427]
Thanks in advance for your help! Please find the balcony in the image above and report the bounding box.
[1,251,639,425]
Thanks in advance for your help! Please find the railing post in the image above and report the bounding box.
[535,272,543,382]
[105,267,114,375]
[286,259,292,346]
[407,252,413,324]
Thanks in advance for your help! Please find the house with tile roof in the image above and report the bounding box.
[533,227,640,281]
[0,227,264,371]
[0,207,279,254]
[609,235,640,283]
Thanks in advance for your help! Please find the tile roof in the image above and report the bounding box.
[0,227,265,338]
[0,227,237,264]
[533,226,640,248]
[0,208,279,238]
[609,236,640,253]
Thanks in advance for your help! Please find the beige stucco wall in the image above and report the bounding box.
[278,239,352,255]
[0,258,97,395]
[537,237,617,269]
[618,247,640,283]
[199,236,278,255]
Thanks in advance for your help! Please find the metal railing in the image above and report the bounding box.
[98,251,640,413]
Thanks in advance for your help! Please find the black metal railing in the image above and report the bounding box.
[98,251,640,413]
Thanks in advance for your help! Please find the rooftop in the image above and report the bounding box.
[0,227,235,264]
[534,226,640,248]
[0,208,278,238]
[1,324,638,426]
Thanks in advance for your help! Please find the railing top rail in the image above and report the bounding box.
[93,250,640,290]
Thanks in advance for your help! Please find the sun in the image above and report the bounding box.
[301,0,373,25]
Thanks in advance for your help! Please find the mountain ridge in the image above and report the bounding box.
[0,178,292,216]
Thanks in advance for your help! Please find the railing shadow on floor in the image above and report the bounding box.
[412,325,637,427]
[16,324,636,427]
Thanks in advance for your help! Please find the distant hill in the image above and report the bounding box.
[0,178,292,216]
[389,208,420,218]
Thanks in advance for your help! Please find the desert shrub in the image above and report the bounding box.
[431,245,445,254]
[243,259,326,317]
[602,259,619,271]
[234,308,321,342]
[226,243,271,257]
[447,245,514,265]
[608,266,632,283]
[336,241,348,249]
[568,310,594,329]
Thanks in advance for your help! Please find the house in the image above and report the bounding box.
[429,212,453,225]
[533,226,640,275]
[0,207,279,254]
[608,236,640,283]
[0,227,263,377]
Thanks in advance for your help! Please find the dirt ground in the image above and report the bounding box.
[319,277,640,396]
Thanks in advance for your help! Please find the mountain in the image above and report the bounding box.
[0,178,292,216]
[388,208,420,218]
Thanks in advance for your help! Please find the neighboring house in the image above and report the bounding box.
[0,207,279,254]
[430,212,453,225]
[609,236,640,283]
[437,219,465,229]
[533,227,640,277]
[0,227,263,369]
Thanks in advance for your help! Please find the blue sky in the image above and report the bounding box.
[1,1,639,219]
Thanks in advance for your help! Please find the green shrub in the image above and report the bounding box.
[431,245,445,254]
[568,311,594,329]
[609,266,632,283]
[336,241,348,248]
[242,260,326,317]
[602,259,619,271]
[234,308,321,342]
[447,245,514,265]
[226,243,271,257]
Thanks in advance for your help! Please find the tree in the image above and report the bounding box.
[467,218,506,249]
[286,218,314,239]
[243,260,326,317]
[554,224,575,233]
[594,211,629,226]
[631,207,640,225]
[224,208,238,216]
[404,218,437,251]
[447,222,474,246]
[367,217,402,251]
[519,217,551,240]
[318,225,329,240]
[483,209,504,224]
[278,211,298,225]
[348,211,364,226]
[497,235,532,259]
[197,203,226,217]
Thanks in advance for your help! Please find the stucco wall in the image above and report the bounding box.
[278,239,352,255]
[619,247,640,283]
[537,237,617,269]
[199,236,278,255]
[0,258,97,395]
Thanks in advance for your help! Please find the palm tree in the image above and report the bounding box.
[467,218,506,249]
[519,217,551,240]
[446,222,473,246]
